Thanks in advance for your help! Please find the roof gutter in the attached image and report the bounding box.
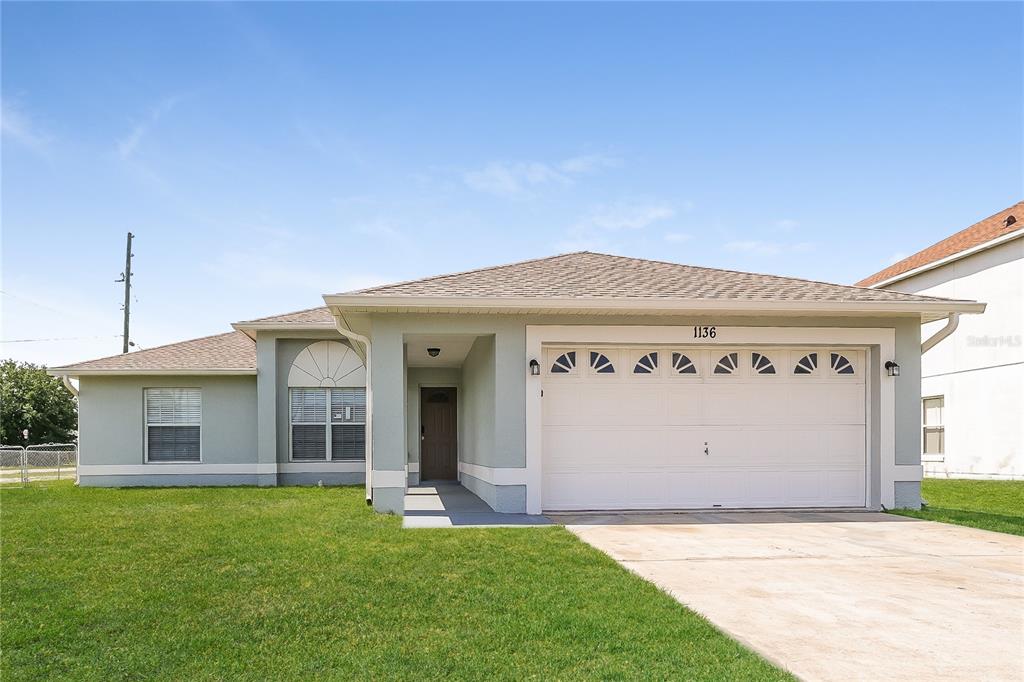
[330,312,374,506]
[322,294,985,318]
[922,313,960,354]
[60,375,79,397]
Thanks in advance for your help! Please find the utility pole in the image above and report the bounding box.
[116,232,134,353]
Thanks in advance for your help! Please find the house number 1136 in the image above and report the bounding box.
[693,325,717,339]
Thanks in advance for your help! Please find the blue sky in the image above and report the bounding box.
[2,2,1021,366]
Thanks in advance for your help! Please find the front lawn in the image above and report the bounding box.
[889,478,1024,536]
[1,483,789,681]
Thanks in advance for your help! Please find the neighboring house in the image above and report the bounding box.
[49,251,984,514]
[858,202,1023,480]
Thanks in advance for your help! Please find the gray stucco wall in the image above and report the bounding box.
[78,375,257,483]
[461,335,495,468]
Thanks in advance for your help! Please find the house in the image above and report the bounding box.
[858,202,1022,480]
[49,251,985,514]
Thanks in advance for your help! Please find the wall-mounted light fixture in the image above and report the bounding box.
[529,359,540,376]
[427,347,441,358]
[884,360,900,377]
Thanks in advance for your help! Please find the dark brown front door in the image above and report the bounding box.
[421,387,457,480]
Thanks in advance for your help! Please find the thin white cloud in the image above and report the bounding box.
[1,99,53,153]
[724,240,814,256]
[556,201,677,252]
[353,217,410,246]
[463,161,569,198]
[557,153,620,174]
[463,153,619,198]
[117,95,184,160]
[664,232,693,243]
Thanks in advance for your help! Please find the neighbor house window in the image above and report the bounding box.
[923,396,944,457]
[290,387,366,461]
[145,388,201,462]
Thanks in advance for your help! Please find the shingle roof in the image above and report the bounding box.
[50,331,255,374]
[339,251,965,304]
[857,201,1023,287]
[235,306,334,325]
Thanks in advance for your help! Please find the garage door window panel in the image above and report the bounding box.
[750,352,778,376]
[547,349,579,376]
[588,350,617,375]
[632,351,660,375]
[713,351,741,376]
[792,351,820,377]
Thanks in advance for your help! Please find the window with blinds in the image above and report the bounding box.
[145,388,201,462]
[290,387,366,461]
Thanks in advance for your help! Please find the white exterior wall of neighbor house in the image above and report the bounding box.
[365,312,924,515]
[883,236,1023,479]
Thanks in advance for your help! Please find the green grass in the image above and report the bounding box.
[889,478,1024,536]
[1,483,789,681]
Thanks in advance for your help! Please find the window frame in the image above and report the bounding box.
[144,387,202,464]
[289,387,367,462]
[922,395,945,460]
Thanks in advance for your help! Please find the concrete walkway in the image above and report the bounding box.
[403,482,552,528]
[560,511,1024,682]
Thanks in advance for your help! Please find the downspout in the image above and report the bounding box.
[922,313,960,354]
[331,313,373,505]
[61,375,79,397]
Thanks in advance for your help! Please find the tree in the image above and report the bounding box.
[0,360,77,445]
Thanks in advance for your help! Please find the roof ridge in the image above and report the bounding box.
[339,251,587,295]
[52,330,249,370]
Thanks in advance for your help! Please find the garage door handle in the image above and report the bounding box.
[704,442,709,456]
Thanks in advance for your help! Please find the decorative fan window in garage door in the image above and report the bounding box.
[589,351,615,374]
[793,352,818,375]
[751,352,776,375]
[830,353,855,375]
[713,352,739,375]
[671,352,698,375]
[550,351,577,374]
[633,352,658,374]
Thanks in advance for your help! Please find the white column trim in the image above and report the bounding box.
[458,462,527,485]
[371,469,407,488]
[525,325,899,514]
[79,463,279,476]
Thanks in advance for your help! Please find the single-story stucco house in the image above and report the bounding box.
[50,252,985,515]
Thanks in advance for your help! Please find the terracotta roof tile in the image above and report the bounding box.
[51,331,255,373]
[857,201,1023,287]
[340,251,963,304]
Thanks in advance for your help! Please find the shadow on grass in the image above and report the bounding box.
[890,506,1024,536]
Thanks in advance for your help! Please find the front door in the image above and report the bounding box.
[421,387,458,480]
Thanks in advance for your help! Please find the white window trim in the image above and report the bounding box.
[922,395,945,462]
[288,387,366,462]
[144,388,202,464]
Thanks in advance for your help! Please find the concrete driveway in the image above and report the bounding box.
[559,511,1024,682]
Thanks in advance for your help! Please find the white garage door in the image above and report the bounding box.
[541,346,867,510]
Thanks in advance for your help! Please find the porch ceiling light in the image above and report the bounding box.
[427,347,441,358]
[529,359,540,376]
[884,360,900,377]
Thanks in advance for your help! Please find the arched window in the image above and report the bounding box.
[794,352,818,375]
[672,352,697,374]
[288,341,366,461]
[633,352,658,374]
[714,352,739,375]
[590,351,615,374]
[830,353,855,375]
[751,352,776,375]
[550,351,576,374]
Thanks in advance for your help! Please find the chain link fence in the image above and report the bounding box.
[0,443,77,485]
